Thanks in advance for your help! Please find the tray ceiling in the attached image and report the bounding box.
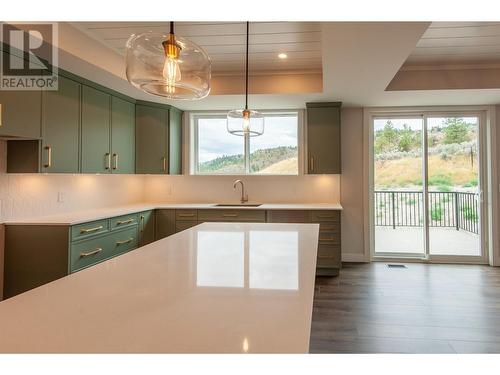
[71,22,323,74]
[406,22,500,65]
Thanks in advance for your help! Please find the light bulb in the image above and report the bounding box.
[243,116,250,133]
[162,56,181,86]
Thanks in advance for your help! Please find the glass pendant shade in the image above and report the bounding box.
[227,109,264,137]
[227,22,264,137]
[125,31,211,100]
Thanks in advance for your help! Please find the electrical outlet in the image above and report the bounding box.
[167,186,173,196]
[57,191,66,203]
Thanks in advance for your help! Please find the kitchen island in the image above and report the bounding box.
[0,222,319,353]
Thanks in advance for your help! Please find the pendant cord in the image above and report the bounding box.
[245,21,249,110]
[170,21,174,35]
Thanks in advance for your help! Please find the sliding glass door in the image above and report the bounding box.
[372,112,485,262]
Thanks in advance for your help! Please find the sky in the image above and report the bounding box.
[374,117,478,132]
[197,115,298,163]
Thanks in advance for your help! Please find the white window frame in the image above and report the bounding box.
[363,105,497,266]
[185,109,305,176]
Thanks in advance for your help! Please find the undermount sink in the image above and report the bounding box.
[213,203,262,207]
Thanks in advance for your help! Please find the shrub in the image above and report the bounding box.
[461,204,478,221]
[431,204,443,221]
[428,174,452,186]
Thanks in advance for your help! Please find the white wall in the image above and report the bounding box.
[340,108,366,261]
[143,174,340,204]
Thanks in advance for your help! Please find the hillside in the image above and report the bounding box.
[198,146,298,174]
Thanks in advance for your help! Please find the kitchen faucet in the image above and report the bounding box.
[233,179,248,204]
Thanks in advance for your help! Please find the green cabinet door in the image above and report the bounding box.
[136,104,168,174]
[306,102,341,174]
[155,209,175,240]
[0,52,42,138]
[81,85,111,173]
[111,96,135,174]
[139,210,155,246]
[41,76,80,173]
[169,109,182,174]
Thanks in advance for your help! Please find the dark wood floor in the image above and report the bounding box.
[309,262,500,353]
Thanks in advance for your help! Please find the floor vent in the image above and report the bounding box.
[387,264,407,269]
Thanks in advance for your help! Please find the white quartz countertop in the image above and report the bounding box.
[0,222,319,353]
[5,202,343,225]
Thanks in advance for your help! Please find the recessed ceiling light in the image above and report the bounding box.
[278,53,288,59]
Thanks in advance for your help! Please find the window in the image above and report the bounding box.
[190,111,301,175]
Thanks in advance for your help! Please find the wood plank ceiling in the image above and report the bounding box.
[406,22,500,65]
[71,22,323,75]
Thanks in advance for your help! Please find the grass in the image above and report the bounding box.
[375,154,478,189]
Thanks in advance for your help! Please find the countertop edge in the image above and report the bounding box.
[4,203,343,226]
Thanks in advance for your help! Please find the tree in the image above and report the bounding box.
[398,124,416,152]
[374,121,398,154]
[442,118,469,144]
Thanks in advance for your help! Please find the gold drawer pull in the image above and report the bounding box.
[116,237,134,245]
[80,225,104,234]
[320,238,337,243]
[178,213,195,217]
[222,213,238,217]
[117,218,135,225]
[80,247,103,258]
[44,146,52,168]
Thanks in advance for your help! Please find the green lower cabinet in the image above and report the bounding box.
[155,209,176,240]
[70,226,138,273]
[139,210,155,246]
[111,96,135,174]
[41,75,81,173]
[81,85,111,173]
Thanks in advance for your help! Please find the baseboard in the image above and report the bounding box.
[341,253,367,262]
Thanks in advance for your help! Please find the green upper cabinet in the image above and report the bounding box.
[306,102,342,174]
[0,52,42,139]
[41,76,81,173]
[111,97,135,174]
[136,104,168,174]
[81,85,111,173]
[169,109,182,175]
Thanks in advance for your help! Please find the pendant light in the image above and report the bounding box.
[125,22,211,100]
[227,22,264,137]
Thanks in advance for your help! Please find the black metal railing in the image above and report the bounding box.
[374,190,479,234]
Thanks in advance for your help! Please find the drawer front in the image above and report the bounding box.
[266,210,311,223]
[176,209,198,221]
[317,244,341,269]
[110,213,139,230]
[198,209,266,222]
[110,227,138,256]
[311,210,340,223]
[318,230,341,244]
[175,220,198,232]
[71,219,109,241]
[70,235,114,273]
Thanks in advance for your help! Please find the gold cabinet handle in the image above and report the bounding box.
[105,153,111,170]
[116,218,134,225]
[310,156,315,172]
[80,225,104,234]
[162,156,167,173]
[112,153,118,170]
[116,237,134,245]
[44,146,52,168]
[178,213,195,217]
[222,213,238,217]
[80,247,103,258]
